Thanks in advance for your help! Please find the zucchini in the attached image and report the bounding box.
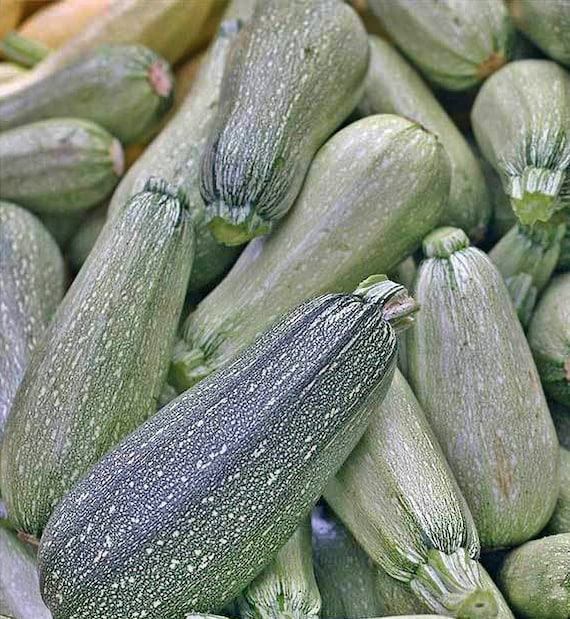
[528,272,570,406]
[0,63,27,85]
[311,504,382,619]
[200,0,369,245]
[0,202,64,445]
[109,19,243,293]
[559,225,570,271]
[510,0,570,66]
[0,525,51,619]
[238,520,321,619]
[407,227,559,548]
[472,60,570,226]
[375,567,432,616]
[498,533,570,619]
[0,32,50,68]
[0,179,195,539]
[546,447,570,535]
[503,273,536,328]
[357,36,490,239]
[367,0,513,90]
[0,118,124,214]
[38,277,414,619]
[551,401,570,449]
[68,205,107,273]
[324,369,512,617]
[173,114,450,391]
[0,44,174,144]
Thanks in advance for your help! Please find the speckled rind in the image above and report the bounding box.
[368,0,513,90]
[0,202,64,445]
[200,0,369,242]
[38,286,400,618]
[0,185,194,538]
[546,447,570,534]
[407,230,559,548]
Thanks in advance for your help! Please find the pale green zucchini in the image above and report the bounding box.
[498,533,570,619]
[173,114,450,391]
[0,202,64,446]
[357,35,490,239]
[38,277,413,618]
[407,227,559,548]
[481,159,517,241]
[0,179,194,539]
[546,447,570,534]
[528,272,570,406]
[0,118,124,214]
[325,369,512,617]
[238,520,321,619]
[503,273,536,327]
[472,60,570,225]
[511,0,570,66]
[0,525,51,619]
[200,0,369,245]
[375,566,432,616]
[0,45,174,144]
[367,0,513,90]
[109,19,242,292]
[68,205,107,273]
[311,504,382,619]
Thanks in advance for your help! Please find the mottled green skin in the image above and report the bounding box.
[375,567,431,616]
[408,229,559,548]
[38,286,399,618]
[0,119,123,214]
[546,447,570,534]
[358,36,490,240]
[528,272,570,406]
[498,533,570,618]
[200,0,369,243]
[0,202,64,446]
[368,0,513,90]
[472,60,570,225]
[175,115,450,392]
[0,182,194,538]
[0,45,173,144]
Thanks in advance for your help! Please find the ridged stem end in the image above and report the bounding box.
[169,341,214,393]
[423,227,470,258]
[509,168,565,225]
[207,204,272,246]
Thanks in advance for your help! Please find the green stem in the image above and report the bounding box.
[0,32,51,68]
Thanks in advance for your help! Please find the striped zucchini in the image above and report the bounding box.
[38,277,414,618]
[357,36,490,239]
[0,179,194,539]
[367,0,513,90]
[0,202,64,445]
[0,525,51,619]
[109,18,243,292]
[407,227,559,548]
[472,60,570,226]
[324,369,512,617]
[311,504,382,619]
[0,118,124,214]
[173,114,450,391]
[238,520,321,619]
[528,272,570,406]
[498,533,570,619]
[546,447,570,534]
[510,0,570,66]
[200,0,369,245]
[0,45,174,144]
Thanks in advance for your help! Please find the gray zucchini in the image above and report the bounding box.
[357,35,490,239]
[0,118,124,214]
[407,227,559,549]
[173,114,451,392]
[0,179,194,539]
[472,60,570,226]
[546,447,570,535]
[200,0,369,245]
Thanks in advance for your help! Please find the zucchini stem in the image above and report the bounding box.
[0,31,51,68]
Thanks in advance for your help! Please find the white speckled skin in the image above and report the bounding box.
[408,230,559,549]
[200,0,369,238]
[38,287,400,618]
[0,202,64,446]
[0,183,194,538]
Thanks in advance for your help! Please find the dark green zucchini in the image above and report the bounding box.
[528,272,570,406]
[367,0,513,90]
[38,277,415,619]
[0,118,124,214]
[357,35,490,239]
[0,179,194,539]
[200,0,369,245]
[0,201,64,445]
[546,447,570,534]
[173,114,450,392]
[472,60,570,226]
[559,225,570,271]
[407,227,559,549]
[0,44,174,144]
[551,401,570,449]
